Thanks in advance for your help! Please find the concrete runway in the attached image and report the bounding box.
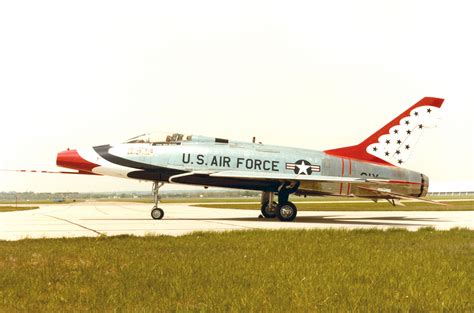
[1,202,473,240]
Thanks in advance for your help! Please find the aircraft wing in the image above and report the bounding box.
[357,186,448,205]
[208,171,425,186]
[208,171,445,205]
[207,171,442,200]
[209,171,366,183]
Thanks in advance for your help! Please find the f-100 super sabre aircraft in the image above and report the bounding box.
[51,97,444,221]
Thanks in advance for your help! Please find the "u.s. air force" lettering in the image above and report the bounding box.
[182,153,279,171]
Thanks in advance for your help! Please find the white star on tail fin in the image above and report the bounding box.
[366,105,442,165]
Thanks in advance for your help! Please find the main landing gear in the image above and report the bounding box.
[151,181,165,220]
[260,191,278,218]
[260,188,298,222]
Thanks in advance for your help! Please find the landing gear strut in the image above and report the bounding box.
[260,183,299,222]
[151,181,165,220]
[276,189,297,222]
[260,191,278,218]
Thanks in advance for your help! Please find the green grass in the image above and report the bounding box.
[0,206,39,212]
[428,194,474,200]
[193,200,474,211]
[0,228,472,312]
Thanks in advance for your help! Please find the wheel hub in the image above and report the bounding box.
[151,208,163,219]
[280,206,293,218]
[266,205,276,213]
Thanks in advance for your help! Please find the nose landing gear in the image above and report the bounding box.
[151,181,165,220]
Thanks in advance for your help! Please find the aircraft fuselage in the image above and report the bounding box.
[57,139,428,199]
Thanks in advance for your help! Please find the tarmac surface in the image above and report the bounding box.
[1,202,473,240]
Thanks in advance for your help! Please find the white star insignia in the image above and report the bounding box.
[296,161,311,175]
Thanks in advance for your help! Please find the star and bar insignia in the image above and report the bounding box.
[286,159,321,175]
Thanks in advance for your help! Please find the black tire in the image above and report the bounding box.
[261,201,278,218]
[276,201,297,222]
[151,207,164,220]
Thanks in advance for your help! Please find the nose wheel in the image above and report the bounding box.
[151,207,164,220]
[151,181,165,220]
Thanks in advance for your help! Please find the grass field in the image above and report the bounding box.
[0,228,472,312]
[0,206,39,212]
[193,200,474,211]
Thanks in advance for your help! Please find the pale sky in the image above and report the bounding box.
[0,0,473,192]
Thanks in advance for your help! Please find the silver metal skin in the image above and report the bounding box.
[107,137,427,198]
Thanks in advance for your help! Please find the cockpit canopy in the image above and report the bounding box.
[124,132,231,145]
[124,132,192,145]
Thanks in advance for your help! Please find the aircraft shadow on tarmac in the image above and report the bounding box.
[81,215,448,227]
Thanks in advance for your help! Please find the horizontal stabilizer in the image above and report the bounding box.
[357,186,448,206]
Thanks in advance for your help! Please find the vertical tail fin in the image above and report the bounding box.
[324,97,444,166]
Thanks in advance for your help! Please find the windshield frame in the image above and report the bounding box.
[124,132,191,145]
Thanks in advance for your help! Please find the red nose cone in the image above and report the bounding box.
[56,149,99,173]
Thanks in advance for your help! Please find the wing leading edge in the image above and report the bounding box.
[209,170,419,186]
[209,171,363,183]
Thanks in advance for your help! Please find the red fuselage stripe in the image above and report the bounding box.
[388,180,422,185]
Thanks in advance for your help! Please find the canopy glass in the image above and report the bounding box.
[124,132,191,145]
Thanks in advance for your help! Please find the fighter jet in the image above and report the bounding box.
[45,97,448,221]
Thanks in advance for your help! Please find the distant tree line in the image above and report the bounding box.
[2,190,469,202]
[0,190,261,201]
